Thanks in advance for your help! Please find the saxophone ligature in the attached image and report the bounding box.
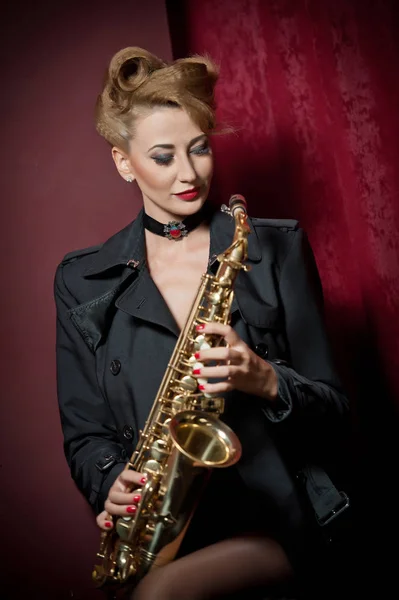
[93,194,250,589]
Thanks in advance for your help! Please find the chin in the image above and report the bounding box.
[171,195,207,217]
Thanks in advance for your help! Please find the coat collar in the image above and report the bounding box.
[70,205,264,351]
[82,205,262,278]
[83,210,146,277]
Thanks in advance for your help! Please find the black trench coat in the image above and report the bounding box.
[54,207,349,565]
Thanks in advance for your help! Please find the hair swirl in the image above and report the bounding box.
[95,47,220,148]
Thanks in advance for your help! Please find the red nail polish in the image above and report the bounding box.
[140,476,147,484]
[198,384,205,390]
[127,505,137,514]
[194,352,200,359]
[105,521,112,528]
[196,324,205,331]
[193,368,201,375]
[133,494,141,503]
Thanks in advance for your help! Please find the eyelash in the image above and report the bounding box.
[152,144,210,166]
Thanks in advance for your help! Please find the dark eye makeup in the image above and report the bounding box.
[151,142,211,166]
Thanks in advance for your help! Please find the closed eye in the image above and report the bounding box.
[151,143,211,166]
[152,154,173,165]
[191,143,211,156]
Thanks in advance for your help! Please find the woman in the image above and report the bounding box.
[54,47,351,599]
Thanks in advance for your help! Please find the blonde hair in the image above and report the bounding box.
[95,47,220,149]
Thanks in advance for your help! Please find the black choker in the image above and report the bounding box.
[143,204,210,241]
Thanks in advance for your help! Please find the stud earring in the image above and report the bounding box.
[126,176,133,183]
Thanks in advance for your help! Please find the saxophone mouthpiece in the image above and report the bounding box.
[229,194,247,216]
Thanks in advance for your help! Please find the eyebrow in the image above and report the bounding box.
[147,133,207,153]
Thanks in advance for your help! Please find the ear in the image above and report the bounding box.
[112,146,135,182]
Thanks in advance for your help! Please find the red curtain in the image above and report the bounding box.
[167,0,399,423]
[166,0,398,578]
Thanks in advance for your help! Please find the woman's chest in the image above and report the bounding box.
[148,253,209,330]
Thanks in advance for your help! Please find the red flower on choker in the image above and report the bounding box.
[163,221,188,240]
[143,204,211,242]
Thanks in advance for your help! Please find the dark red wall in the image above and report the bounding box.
[0,2,171,598]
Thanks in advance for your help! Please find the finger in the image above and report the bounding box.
[193,365,235,380]
[104,497,139,517]
[117,470,147,492]
[196,323,240,345]
[96,510,114,531]
[109,488,143,506]
[195,347,243,364]
[199,381,234,394]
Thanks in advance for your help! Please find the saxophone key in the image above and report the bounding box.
[208,291,222,305]
[202,397,224,412]
[179,375,197,392]
[143,459,162,474]
[171,394,186,412]
[193,334,206,350]
[161,418,171,435]
[199,341,211,351]
[150,440,169,461]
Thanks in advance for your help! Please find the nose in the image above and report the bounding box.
[177,155,197,183]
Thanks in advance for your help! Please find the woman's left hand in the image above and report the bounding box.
[192,323,278,401]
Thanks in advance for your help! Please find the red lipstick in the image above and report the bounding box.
[174,187,200,201]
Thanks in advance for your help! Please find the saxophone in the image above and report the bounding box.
[93,194,250,589]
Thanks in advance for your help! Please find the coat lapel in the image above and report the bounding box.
[68,204,274,352]
[69,268,139,352]
[68,210,146,352]
[115,266,181,337]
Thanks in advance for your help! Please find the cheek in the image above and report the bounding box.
[199,156,214,180]
[132,159,173,191]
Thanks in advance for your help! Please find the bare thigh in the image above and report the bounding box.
[131,535,294,600]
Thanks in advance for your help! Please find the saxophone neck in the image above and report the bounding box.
[217,195,250,273]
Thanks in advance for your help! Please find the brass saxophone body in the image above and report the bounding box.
[93,194,250,588]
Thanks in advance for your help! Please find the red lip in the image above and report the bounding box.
[174,187,200,200]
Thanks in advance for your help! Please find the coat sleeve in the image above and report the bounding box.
[54,261,126,514]
[263,228,350,450]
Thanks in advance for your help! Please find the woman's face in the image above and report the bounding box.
[113,107,214,221]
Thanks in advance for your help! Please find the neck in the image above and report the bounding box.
[145,219,211,261]
[142,201,192,224]
[142,202,214,242]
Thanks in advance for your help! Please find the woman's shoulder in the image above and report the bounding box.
[54,214,143,304]
[54,243,106,307]
[249,217,320,288]
[59,243,103,266]
[249,215,304,260]
[56,212,143,275]
[250,216,299,233]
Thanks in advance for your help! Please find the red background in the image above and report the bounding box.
[1,2,171,598]
[2,0,398,597]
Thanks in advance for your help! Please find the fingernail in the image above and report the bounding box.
[133,494,141,503]
[198,384,206,390]
[140,476,147,484]
[127,505,137,514]
[105,521,112,528]
[193,368,201,375]
[196,324,205,331]
[194,352,200,359]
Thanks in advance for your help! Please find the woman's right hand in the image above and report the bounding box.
[96,469,147,531]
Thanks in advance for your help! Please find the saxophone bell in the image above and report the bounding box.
[169,409,242,468]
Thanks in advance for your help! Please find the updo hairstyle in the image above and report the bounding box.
[95,47,220,150]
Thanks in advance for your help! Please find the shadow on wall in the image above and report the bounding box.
[210,126,399,447]
[208,134,398,592]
